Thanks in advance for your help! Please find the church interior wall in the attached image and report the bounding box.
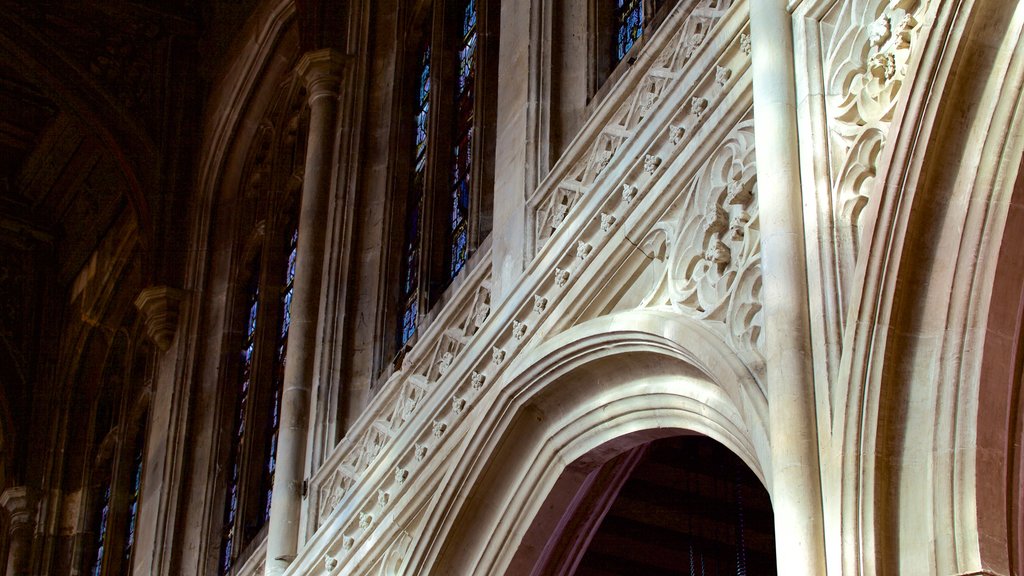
[0,0,1022,574]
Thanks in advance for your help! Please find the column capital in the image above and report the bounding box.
[295,48,345,102]
[0,486,37,528]
[134,285,187,351]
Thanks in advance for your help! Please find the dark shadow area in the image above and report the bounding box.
[574,435,776,576]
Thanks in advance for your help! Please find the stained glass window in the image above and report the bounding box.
[449,0,477,278]
[124,427,145,564]
[222,270,260,574]
[614,0,644,64]
[92,484,112,576]
[399,45,432,346]
[260,228,297,522]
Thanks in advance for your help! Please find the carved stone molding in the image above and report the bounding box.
[638,119,762,358]
[295,49,346,103]
[134,285,186,351]
[0,486,37,530]
[529,0,737,253]
[824,0,927,316]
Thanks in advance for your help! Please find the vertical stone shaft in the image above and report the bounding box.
[748,1,828,574]
[1,487,35,576]
[265,48,344,576]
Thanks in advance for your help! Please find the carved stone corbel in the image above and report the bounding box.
[134,285,187,351]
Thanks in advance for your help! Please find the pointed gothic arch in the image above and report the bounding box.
[405,309,770,574]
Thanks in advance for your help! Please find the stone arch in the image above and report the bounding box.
[830,0,1024,571]
[407,309,769,575]
[975,152,1024,576]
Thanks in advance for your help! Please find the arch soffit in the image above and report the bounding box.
[411,309,771,575]
[196,0,299,221]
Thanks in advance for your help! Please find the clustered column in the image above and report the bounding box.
[265,48,345,576]
[0,487,36,576]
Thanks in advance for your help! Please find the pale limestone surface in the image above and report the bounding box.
[123,0,1024,574]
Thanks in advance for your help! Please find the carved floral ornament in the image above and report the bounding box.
[638,120,762,357]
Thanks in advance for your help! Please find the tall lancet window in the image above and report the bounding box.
[221,267,260,575]
[91,484,112,576]
[82,329,154,576]
[215,75,308,575]
[399,44,432,347]
[390,0,498,359]
[260,226,298,521]
[449,0,477,277]
[123,418,146,565]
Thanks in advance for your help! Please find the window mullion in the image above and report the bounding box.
[423,2,456,304]
[468,0,494,252]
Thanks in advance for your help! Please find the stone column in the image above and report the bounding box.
[0,487,36,576]
[264,48,345,576]
[748,1,828,574]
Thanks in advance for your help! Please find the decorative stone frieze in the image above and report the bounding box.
[451,396,466,415]
[532,295,548,314]
[638,119,762,356]
[294,2,756,571]
[528,0,738,254]
[470,371,486,389]
[512,320,528,340]
[822,0,926,314]
[554,267,570,287]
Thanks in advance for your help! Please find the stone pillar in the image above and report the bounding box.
[134,285,187,351]
[748,1,828,574]
[264,48,344,576]
[491,0,537,300]
[0,487,36,576]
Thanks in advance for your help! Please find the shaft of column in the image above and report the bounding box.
[1,487,36,576]
[747,1,828,574]
[265,48,344,576]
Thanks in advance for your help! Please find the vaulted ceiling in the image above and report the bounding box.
[0,0,259,483]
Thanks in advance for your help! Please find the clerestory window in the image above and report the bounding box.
[392,0,498,357]
[593,0,675,96]
[219,220,298,575]
[84,329,154,576]
[215,72,307,574]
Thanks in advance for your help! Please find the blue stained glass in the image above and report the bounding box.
[221,539,233,574]
[222,268,260,574]
[448,0,477,279]
[464,0,477,34]
[614,0,644,64]
[258,226,296,525]
[280,291,292,337]
[400,42,432,346]
[124,433,145,562]
[247,299,258,336]
[92,485,111,576]
[402,300,418,344]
